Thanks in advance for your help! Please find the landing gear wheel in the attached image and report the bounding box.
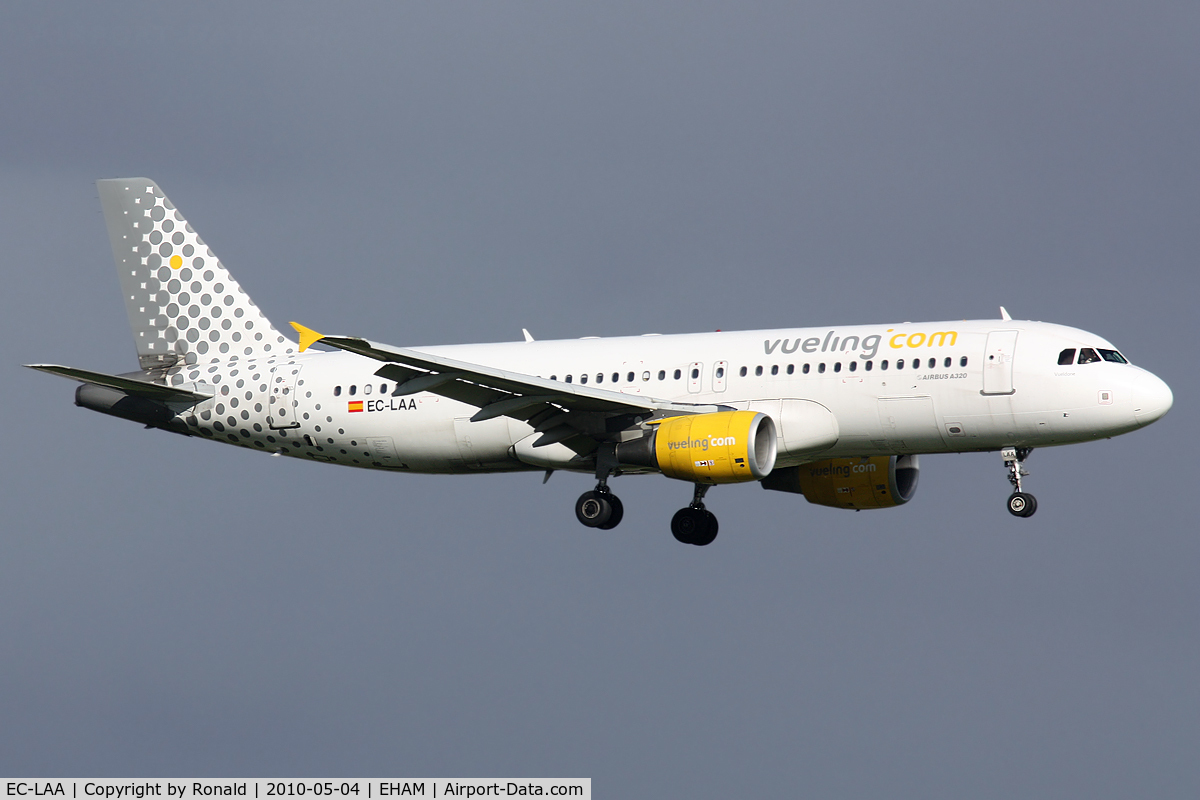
[1001,447,1038,519]
[598,494,624,530]
[671,508,700,544]
[1007,492,1038,518]
[692,509,718,546]
[671,507,719,546]
[576,491,613,528]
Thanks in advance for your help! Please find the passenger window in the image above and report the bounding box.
[1058,348,1076,365]
[691,368,700,379]
[1099,349,1128,364]
[364,384,372,395]
[802,364,810,374]
[943,357,951,368]
[642,371,650,381]
[580,374,588,384]
[334,386,341,397]
[349,385,357,395]
[770,365,778,375]
[896,359,904,370]
[674,369,682,380]
[565,375,573,383]
[928,358,936,369]
[881,360,888,370]
[627,372,635,382]
[716,367,725,378]
[849,361,857,372]
[834,362,842,373]
[865,361,873,371]
[755,366,763,376]
[739,366,747,377]
[657,370,665,380]
[818,363,826,374]
[912,359,920,369]
[380,384,388,394]
[1078,348,1101,364]
[596,373,603,384]
[786,364,794,375]
[550,375,557,381]
[960,356,968,367]
[612,373,619,383]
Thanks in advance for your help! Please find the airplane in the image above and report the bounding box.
[27,178,1174,545]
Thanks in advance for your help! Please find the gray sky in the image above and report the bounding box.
[2,2,1197,796]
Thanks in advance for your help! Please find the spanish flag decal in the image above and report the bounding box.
[348,401,364,413]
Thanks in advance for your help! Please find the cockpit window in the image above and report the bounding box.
[1099,349,1128,364]
[1078,348,1101,364]
[1058,348,1076,365]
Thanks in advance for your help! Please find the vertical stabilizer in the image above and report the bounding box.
[97,178,296,370]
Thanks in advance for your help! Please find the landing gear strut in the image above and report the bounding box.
[671,484,719,546]
[575,445,624,530]
[1002,446,1037,518]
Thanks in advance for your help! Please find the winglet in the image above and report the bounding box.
[290,322,325,352]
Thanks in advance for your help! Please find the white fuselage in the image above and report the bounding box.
[171,319,1172,474]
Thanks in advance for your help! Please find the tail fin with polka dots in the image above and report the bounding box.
[97,178,297,371]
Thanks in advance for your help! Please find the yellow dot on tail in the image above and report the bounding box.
[169,255,183,269]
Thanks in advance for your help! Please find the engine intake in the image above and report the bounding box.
[761,455,919,509]
[617,410,776,484]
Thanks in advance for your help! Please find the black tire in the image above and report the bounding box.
[671,507,701,544]
[1007,492,1036,518]
[576,491,612,528]
[692,510,719,546]
[598,494,624,529]
[671,507,717,545]
[1022,494,1038,517]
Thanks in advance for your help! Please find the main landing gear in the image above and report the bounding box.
[573,476,719,546]
[573,447,718,543]
[575,486,624,529]
[1002,446,1037,518]
[670,484,719,547]
[575,446,624,530]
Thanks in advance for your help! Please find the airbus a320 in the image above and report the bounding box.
[28,179,1174,545]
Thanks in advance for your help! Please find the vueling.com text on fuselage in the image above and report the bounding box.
[764,329,958,359]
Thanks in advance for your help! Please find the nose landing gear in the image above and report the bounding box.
[1002,446,1037,518]
[670,484,719,546]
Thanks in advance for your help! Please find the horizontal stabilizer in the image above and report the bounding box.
[25,364,212,405]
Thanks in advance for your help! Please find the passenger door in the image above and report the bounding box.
[267,363,302,429]
[982,330,1019,395]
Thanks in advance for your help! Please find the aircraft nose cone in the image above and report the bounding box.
[1133,372,1173,426]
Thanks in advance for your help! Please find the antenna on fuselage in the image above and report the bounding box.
[999,306,1012,321]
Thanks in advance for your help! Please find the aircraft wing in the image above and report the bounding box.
[292,323,727,449]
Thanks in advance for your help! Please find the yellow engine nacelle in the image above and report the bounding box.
[617,410,777,484]
[760,455,919,509]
